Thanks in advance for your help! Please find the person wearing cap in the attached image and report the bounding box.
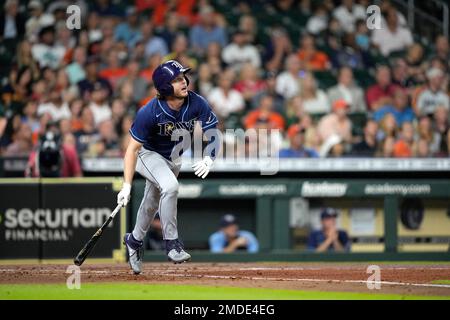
[77,56,113,98]
[317,99,352,144]
[415,67,450,117]
[279,124,318,158]
[209,214,259,253]
[307,208,350,252]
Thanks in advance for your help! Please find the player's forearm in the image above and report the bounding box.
[123,141,141,184]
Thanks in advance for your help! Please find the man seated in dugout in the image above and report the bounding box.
[307,208,351,252]
[209,214,259,253]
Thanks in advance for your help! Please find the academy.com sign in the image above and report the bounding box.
[2,208,112,241]
[364,184,431,195]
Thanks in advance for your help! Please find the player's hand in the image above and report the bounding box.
[192,156,213,179]
[117,182,131,207]
[234,237,248,247]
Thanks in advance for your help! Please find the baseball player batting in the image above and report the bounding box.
[117,60,219,274]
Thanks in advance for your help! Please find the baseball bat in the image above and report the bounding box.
[73,203,123,266]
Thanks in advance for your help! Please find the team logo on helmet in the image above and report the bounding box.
[152,60,191,97]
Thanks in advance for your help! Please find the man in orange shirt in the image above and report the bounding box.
[244,94,285,130]
[297,33,331,71]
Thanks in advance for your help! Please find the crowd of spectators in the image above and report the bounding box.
[1,0,450,177]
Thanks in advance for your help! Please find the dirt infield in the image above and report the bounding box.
[1,262,450,297]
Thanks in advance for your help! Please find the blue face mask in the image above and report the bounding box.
[356,34,369,50]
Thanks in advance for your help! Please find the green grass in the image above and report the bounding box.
[0,283,449,300]
[431,280,450,285]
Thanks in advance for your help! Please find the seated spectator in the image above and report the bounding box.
[233,63,266,104]
[88,81,112,126]
[378,135,396,157]
[433,106,450,156]
[114,7,141,48]
[430,35,450,69]
[415,138,431,158]
[163,33,197,70]
[373,88,415,126]
[371,8,413,57]
[307,208,350,252]
[21,100,41,144]
[279,124,318,158]
[159,12,181,51]
[354,19,370,52]
[416,115,440,155]
[209,214,259,253]
[116,60,148,104]
[333,33,367,70]
[69,98,84,132]
[366,65,399,111]
[393,122,414,158]
[275,54,303,100]
[196,63,214,98]
[377,112,398,142]
[391,58,416,89]
[25,0,55,42]
[37,90,71,122]
[405,43,426,84]
[74,107,100,156]
[140,21,168,58]
[297,33,331,71]
[77,56,113,100]
[285,95,305,126]
[189,6,227,57]
[351,119,378,157]
[93,119,120,157]
[306,5,329,35]
[31,25,66,69]
[415,68,450,116]
[300,72,330,114]
[4,122,33,156]
[207,70,245,120]
[99,49,128,89]
[263,26,293,72]
[252,71,285,114]
[244,95,285,131]
[332,0,366,34]
[222,29,261,72]
[1,0,25,46]
[327,67,367,113]
[65,46,87,85]
[317,99,352,144]
[238,14,258,44]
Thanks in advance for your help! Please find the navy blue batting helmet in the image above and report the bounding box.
[152,60,191,97]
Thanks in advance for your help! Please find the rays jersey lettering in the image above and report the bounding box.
[129,91,218,160]
[158,118,197,136]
